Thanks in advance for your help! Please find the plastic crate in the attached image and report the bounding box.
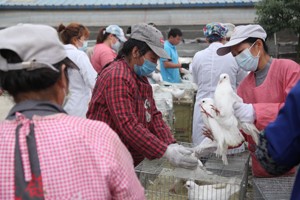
[173,98,194,143]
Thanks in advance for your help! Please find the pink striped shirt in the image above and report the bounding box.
[0,113,145,200]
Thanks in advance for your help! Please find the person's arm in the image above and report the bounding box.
[77,53,97,90]
[105,74,168,160]
[163,61,181,68]
[256,81,300,175]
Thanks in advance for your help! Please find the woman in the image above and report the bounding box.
[256,80,300,200]
[91,25,127,73]
[57,23,97,118]
[217,24,300,177]
[191,22,247,145]
[0,23,145,199]
[87,23,198,169]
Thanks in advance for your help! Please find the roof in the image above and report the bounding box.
[0,0,259,9]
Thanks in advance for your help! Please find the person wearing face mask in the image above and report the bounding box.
[0,23,145,199]
[87,23,198,169]
[191,22,247,146]
[57,23,97,118]
[217,24,300,177]
[91,25,127,73]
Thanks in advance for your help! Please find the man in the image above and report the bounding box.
[160,28,183,83]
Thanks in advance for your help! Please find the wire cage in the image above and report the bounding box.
[135,143,250,200]
[253,175,295,200]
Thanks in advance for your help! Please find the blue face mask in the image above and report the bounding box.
[78,41,88,52]
[235,42,260,72]
[134,58,157,77]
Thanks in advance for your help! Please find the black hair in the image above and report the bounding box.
[0,49,68,97]
[96,27,111,44]
[168,28,183,38]
[207,34,223,44]
[101,38,151,70]
[242,37,269,54]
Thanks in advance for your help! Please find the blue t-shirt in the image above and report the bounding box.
[159,40,181,83]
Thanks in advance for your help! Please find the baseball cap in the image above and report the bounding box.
[0,23,78,72]
[217,24,267,56]
[130,23,170,59]
[203,22,228,38]
[105,25,127,42]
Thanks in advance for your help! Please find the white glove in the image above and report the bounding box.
[163,144,198,169]
[233,102,256,123]
[151,72,163,83]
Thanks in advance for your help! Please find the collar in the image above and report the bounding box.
[6,100,66,120]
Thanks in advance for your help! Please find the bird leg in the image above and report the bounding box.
[210,105,220,116]
[200,104,213,118]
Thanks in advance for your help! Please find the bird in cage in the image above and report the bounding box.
[185,180,240,200]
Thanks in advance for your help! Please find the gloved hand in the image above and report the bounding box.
[233,102,256,123]
[163,143,198,169]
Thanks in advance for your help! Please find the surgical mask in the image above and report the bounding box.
[78,41,88,52]
[235,42,260,72]
[134,58,157,77]
[112,40,121,52]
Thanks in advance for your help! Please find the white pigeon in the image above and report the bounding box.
[215,73,259,144]
[214,73,245,147]
[198,97,229,165]
[185,180,240,200]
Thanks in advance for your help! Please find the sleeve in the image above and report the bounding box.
[160,45,172,63]
[108,128,146,200]
[263,81,300,166]
[77,53,97,90]
[255,132,293,176]
[149,100,176,145]
[105,75,169,160]
[253,64,300,130]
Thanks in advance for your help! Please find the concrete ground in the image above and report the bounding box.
[0,94,14,120]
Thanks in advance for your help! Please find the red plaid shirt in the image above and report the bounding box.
[0,113,145,199]
[87,59,176,166]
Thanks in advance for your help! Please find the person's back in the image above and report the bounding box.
[0,23,145,200]
[57,23,97,118]
[191,23,247,145]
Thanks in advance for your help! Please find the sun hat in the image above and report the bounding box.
[0,23,78,72]
[105,25,127,42]
[217,24,267,56]
[130,23,170,59]
[222,23,236,39]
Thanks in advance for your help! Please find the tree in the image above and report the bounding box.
[255,0,300,58]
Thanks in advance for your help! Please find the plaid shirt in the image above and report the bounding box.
[0,113,145,200]
[87,59,176,166]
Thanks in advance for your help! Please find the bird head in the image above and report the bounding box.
[185,180,196,190]
[218,73,230,84]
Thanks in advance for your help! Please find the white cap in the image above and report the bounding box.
[0,23,78,72]
[105,25,127,42]
[217,24,267,56]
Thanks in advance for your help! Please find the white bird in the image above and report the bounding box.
[215,73,259,145]
[199,97,229,165]
[213,73,245,147]
[185,180,240,200]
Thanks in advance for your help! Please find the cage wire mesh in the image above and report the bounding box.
[253,175,295,200]
[135,142,250,200]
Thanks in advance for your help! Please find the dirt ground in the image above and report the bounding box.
[0,94,14,120]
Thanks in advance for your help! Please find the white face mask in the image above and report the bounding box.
[235,42,260,72]
[112,40,121,52]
